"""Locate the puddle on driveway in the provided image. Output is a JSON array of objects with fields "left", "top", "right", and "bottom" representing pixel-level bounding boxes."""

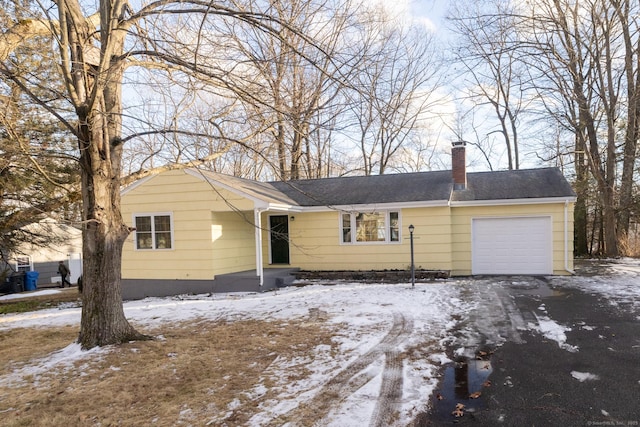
[
  {"left": 507, "top": 279, "right": 567, "bottom": 298},
  {"left": 420, "top": 351, "right": 494, "bottom": 424}
]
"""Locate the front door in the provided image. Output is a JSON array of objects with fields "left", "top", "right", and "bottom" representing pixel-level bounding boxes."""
[{"left": 269, "top": 215, "right": 290, "bottom": 264}]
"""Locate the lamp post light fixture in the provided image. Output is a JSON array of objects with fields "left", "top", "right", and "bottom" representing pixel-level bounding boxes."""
[{"left": 409, "top": 224, "right": 415, "bottom": 287}]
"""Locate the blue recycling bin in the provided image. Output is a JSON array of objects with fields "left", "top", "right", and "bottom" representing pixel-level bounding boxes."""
[{"left": 25, "top": 271, "right": 39, "bottom": 291}]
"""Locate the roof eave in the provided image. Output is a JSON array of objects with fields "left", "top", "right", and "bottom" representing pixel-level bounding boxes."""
[
  {"left": 185, "top": 169, "right": 298, "bottom": 208},
  {"left": 120, "top": 174, "right": 157, "bottom": 196},
  {"left": 255, "top": 201, "right": 303, "bottom": 212},
  {"left": 296, "top": 199, "right": 450, "bottom": 212}
]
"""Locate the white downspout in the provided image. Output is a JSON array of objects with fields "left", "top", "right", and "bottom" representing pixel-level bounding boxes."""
[
  {"left": 564, "top": 200, "right": 575, "bottom": 275},
  {"left": 255, "top": 208, "right": 264, "bottom": 287}
]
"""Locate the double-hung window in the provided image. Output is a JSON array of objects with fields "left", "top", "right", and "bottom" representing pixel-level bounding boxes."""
[
  {"left": 341, "top": 211, "right": 400, "bottom": 244},
  {"left": 15, "top": 256, "right": 32, "bottom": 272},
  {"left": 134, "top": 213, "right": 173, "bottom": 250}
]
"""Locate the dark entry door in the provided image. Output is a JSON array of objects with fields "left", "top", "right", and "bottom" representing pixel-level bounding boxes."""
[{"left": 270, "top": 215, "right": 290, "bottom": 264}]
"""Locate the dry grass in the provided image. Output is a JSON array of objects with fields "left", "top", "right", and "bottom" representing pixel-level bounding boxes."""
[
  {"left": 0, "top": 318, "right": 338, "bottom": 426},
  {"left": 0, "top": 288, "right": 81, "bottom": 314},
  {"left": 618, "top": 233, "right": 640, "bottom": 257}
]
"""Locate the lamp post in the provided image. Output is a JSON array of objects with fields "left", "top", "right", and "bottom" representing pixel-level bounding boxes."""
[{"left": 409, "top": 224, "right": 415, "bottom": 288}]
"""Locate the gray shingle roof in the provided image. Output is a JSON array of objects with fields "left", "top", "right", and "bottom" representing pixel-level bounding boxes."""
[
  {"left": 269, "top": 167, "right": 575, "bottom": 206},
  {"left": 452, "top": 167, "right": 577, "bottom": 202},
  {"left": 269, "top": 170, "right": 454, "bottom": 206},
  {"left": 197, "top": 167, "right": 575, "bottom": 207}
]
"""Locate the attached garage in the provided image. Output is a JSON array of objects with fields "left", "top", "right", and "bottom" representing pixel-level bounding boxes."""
[
  {"left": 121, "top": 143, "right": 576, "bottom": 298},
  {"left": 472, "top": 216, "right": 553, "bottom": 275}
]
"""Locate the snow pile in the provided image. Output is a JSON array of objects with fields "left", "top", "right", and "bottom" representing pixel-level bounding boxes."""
[
  {"left": 530, "top": 315, "right": 578, "bottom": 353},
  {"left": 532, "top": 301, "right": 579, "bottom": 352},
  {"left": 571, "top": 371, "right": 600, "bottom": 382}
]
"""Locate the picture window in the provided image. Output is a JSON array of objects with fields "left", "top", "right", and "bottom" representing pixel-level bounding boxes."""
[{"left": 340, "top": 211, "right": 400, "bottom": 244}]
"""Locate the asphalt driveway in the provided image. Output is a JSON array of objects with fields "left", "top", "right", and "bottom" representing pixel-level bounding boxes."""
[{"left": 424, "top": 261, "right": 640, "bottom": 426}]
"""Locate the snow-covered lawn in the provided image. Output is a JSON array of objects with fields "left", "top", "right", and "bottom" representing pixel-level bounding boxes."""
[
  {"left": 0, "top": 258, "right": 638, "bottom": 426},
  {"left": 1, "top": 281, "right": 471, "bottom": 425}
]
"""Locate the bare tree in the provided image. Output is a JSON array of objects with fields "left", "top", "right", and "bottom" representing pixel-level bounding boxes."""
[
  {"left": 208, "top": 0, "right": 357, "bottom": 180},
  {"left": 0, "top": 0, "right": 338, "bottom": 348},
  {"left": 453, "top": 0, "right": 640, "bottom": 257},
  {"left": 519, "top": 0, "right": 634, "bottom": 256},
  {"left": 611, "top": 0, "right": 640, "bottom": 246},
  {"left": 449, "top": 0, "right": 527, "bottom": 170},
  {"left": 348, "top": 7, "right": 441, "bottom": 175}
]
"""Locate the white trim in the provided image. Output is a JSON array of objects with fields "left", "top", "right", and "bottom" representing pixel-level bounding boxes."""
[
  {"left": 451, "top": 196, "right": 576, "bottom": 207},
  {"left": 14, "top": 256, "right": 32, "bottom": 272},
  {"left": 132, "top": 212, "right": 175, "bottom": 251},
  {"left": 339, "top": 210, "right": 402, "bottom": 245},
  {"left": 266, "top": 203, "right": 300, "bottom": 212},
  {"left": 303, "top": 200, "right": 449, "bottom": 213},
  {"left": 185, "top": 169, "right": 268, "bottom": 206},
  {"left": 185, "top": 169, "right": 298, "bottom": 210},
  {"left": 120, "top": 174, "right": 157, "bottom": 196},
  {"left": 254, "top": 209, "right": 264, "bottom": 287}
]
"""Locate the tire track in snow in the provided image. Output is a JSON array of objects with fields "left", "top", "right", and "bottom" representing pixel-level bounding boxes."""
[
  {"left": 370, "top": 314, "right": 413, "bottom": 427},
  {"left": 282, "top": 312, "right": 413, "bottom": 426}
]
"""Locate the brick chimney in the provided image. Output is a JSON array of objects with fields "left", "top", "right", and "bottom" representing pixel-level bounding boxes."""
[{"left": 452, "top": 141, "right": 467, "bottom": 190}]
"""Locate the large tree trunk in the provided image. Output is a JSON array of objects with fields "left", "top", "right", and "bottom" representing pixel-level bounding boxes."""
[
  {"left": 66, "top": 0, "right": 146, "bottom": 349},
  {"left": 76, "top": 97, "right": 147, "bottom": 349},
  {"left": 573, "top": 134, "right": 589, "bottom": 257},
  {"left": 75, "top": 100, "right": 148, "bottom": 349},
  {"left": 552, "top": 0, "right": 619, "bottom": 257},
  {"left": 78, "top": 168, "right": 143, "bottom": 348},
  {"left": 616, "top": 0, "right": 640, "bottom": 246}
]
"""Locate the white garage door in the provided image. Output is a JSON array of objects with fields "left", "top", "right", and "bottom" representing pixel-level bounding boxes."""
[{"left": 472, "top": 216, "right": 552, "bottom": 275}]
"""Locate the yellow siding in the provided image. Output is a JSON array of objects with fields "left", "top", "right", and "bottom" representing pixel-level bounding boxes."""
[
  {"left": 450, "top": 203, "right": 574, "bottom": 275},
  {"left": 267, "top": 207, "right": 453, "bottom": 272},
  {"left": 122, "top": 168, "right": 574, "bottom": 279},
  {"left": 121, "top": 170, "right": 256, "bottom": 280},
  {"left": 211, "top": 211, "right": 256, "bottom": 275}
]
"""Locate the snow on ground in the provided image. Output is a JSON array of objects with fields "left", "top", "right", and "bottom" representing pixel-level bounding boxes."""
[
  {"left": 530, "top": 314, "right": 578, "bottom": 353},
  {"left": 571, "top": 371, "right": 600, "bottom": 382},
  {"left": 0, "top": 289, "right": 62, "bottom": 301},
  {"left": 550, "top": 258, "right": 640, "bottom": 316},
  {"left": 0, "top": 281, "right": 471, "bottom": 425},
  {"left": 1, "top": 260, "right": 639, "bottom": 425}
]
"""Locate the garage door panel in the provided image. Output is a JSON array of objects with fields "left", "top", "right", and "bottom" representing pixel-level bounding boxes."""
[{"left": 472, "top": 217, "right": 552, "bottom": 275}]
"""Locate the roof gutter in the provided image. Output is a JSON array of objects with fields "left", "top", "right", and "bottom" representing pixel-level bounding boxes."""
[
  {"left": 296, "top": 200, "right": 450, "bottom": 213},
  {"left": 450, "top": 196, "right": 577, "bottom": 207}
]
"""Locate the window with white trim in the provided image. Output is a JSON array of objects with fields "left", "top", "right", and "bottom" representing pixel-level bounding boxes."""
[
  {"left": 134, "top": 213, "right": 173, "bottom": 250},
  {"left": 15, "top": 256, "right": 32, "bottom": 272},
  {"left": 341, "top": 211, "right": 400, "bottom": 244}
]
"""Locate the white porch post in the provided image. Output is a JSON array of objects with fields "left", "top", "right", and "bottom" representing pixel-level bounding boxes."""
[{"left": 254, "top": 208, "right": 264, "bottom": 287}]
